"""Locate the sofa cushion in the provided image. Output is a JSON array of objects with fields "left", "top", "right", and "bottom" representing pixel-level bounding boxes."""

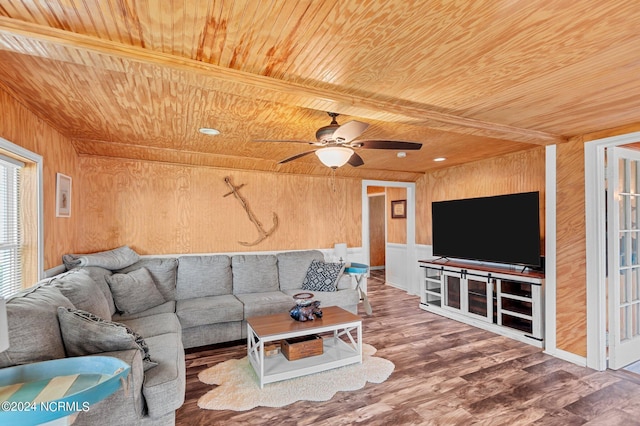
[
  {"left": 0, "top": 285, "right": 74, "bottom": 368},
  {"left": 57, "top": 307, "right": 158, "bottom": 371},
  {"left": 176, "top": 255, "right": 232, "bottom": 299},
  {"left": 115, "top": 257, "right": 178, "bottom": 301},
  {"left": 62, "top": 245, "right": 140, "bottom": 270},
  {"left": 232, "top": 255, "right": 279, "bottom": 294},
  {"left": 120, "top": 312, "right": 182, "bottom": 339},
  {"left": 235, "top": 291, "right": 294, "bottom": 318},
  {"left": 336, "top": 274, "right": 353, "bottom": 290},
  {"left": 176, "top": 295, "right": 244, "bottom": 328},
  {"left": 53, "top": 269, "right": 112, "bottom": 320},
  {"left": 106, "top": 267, "right": 166, "bottom": 315},
  {"left": 301, "top": 260, "right": 345, "bottom": 292},
  {"left": 276, "top": 250, "right": 325, "bottom": 291},
  {"left": 142, "top": 333, "right": 186, "bottom": 418},
  {"left": 112, "top": 300, "right": 176, "bottom": 321}
]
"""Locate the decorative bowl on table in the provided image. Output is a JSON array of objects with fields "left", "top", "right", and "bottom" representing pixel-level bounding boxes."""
[{"left": 289, "top": 292, "right": 322, "bottom": 322}]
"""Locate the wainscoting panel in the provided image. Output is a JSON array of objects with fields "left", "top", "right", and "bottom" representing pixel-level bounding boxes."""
[{"left": 386, "top": 243, "right": 408, "bottom": 290}]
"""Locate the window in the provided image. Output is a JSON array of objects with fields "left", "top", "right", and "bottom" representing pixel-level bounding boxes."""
[
  {"left": 0, "top": 155, "right": 23, "bottom": 297},
  {"left": 0, "top": 137, "right": 43, "bottom": 297}
]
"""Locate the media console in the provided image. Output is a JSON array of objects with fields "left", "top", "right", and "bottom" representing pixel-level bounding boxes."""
[{"left": 418, "top": 258, "right": 544, "bottom": 348}]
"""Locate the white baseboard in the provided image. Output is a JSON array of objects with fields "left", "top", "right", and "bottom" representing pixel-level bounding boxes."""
[{"left": 543, "top": 347, "right": 587, "bottom": 367}]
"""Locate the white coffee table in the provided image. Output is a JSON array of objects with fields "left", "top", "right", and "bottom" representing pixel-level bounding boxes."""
[{"left": 246, "top": 306, "right": 362, "bottom": 388}]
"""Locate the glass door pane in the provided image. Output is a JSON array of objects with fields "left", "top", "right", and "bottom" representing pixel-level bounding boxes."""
[
  {"left": 467, "top": 278, "right": 488, "bottom": 317},
  {"left": 445, "top": 274, "right": 461, "bottom": 310}
]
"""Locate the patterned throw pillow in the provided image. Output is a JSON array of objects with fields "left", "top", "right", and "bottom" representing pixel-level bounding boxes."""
[
  {"left": 301, "top": 260, "right": 345, "bottom": 292},
  {"left": 57, "top": 307, "right": 157, "bottom": 371}
]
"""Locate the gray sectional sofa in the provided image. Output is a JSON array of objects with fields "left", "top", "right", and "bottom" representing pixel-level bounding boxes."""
[{"left": 0, "top": 247, "right": 360, "bottom": 425}]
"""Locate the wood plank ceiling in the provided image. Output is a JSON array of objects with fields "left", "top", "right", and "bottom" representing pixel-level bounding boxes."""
[{"left": 0, "top": 0, "right": 638, "bottom": 181}]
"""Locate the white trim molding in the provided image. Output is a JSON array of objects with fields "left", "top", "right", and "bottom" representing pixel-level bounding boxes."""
[
  {"left": 544, "top": 145, "right": 558, "bottom": 357},
  {"left": 0, "top": 137, "right": 44, "bottom": 281}
]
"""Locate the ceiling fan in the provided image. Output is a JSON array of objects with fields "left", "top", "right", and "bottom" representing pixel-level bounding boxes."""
[{"left": 255, "top": 112, "right": 422, "bottom": 169}]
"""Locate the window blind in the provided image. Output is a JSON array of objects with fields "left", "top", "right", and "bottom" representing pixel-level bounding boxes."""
[{"left": 0, "top": 155, "right": 23, "bottom": 298}]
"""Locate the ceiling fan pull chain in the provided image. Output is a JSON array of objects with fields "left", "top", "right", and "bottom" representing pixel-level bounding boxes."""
[{"left": 331, "top": 169, "right": 337, "bottom": 193}]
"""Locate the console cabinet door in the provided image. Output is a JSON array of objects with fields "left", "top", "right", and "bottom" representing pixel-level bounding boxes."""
[
  {"left": 466, "top": 276, "right": 493, "bottom": 323},
  {"left": 443, "top": 271, "right": 493, "bottom": 323},
  {"left": 443, "top": 272, "right": 461, "bottom": 311}
]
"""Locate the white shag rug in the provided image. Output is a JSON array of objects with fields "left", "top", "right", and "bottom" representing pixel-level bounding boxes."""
[{"left": 197, "top": 343, "right": 394, "bottom": 411}]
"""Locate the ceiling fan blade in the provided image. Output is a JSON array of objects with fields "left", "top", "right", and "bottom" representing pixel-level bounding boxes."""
[
  {"left": 354, "top": 140, "right": 422, "bottom": 150},
  {"left": 332, "top": 120, "right": 369, "bottom": 143},
  {"left": 348, "top": 152, "right": 364, "bottom": 167},
  {"left": 254, "top": 139, "right": 315, "bottom": 144},
  {"left": 278, "top": 150, "right": 317, "bottom": 164}
]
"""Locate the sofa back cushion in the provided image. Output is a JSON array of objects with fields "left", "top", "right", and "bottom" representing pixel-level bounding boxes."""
[
  {"left": 176, "top": 255, "right": 232, "bottom": 299},
  {"left": 116, "top": 257, "right": 178, "bottom": 301},
  {"left": 0, "top": 285, "right": 74, "bottom": 368},
  {"left": 232, "top": 254, "right": 279, "bottom": 294},
  {"left": 276, "top": 250, "right": 325, "bottom": 290},
  {"left": 53, "top": 268, "right": 112, "bottom": 320}
]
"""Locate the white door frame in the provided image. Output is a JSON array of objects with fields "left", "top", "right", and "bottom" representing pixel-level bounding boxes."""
[
  {"left": 362, "top": 180, "right": 417, "bottom": 294},
  {"left": 585, "top": 131, "right": 640, "bottom": 370}
]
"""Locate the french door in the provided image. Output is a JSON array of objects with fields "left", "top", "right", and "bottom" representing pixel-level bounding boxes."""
[{"left": 608, "top": 147, "right": 640, "bottom": 369}]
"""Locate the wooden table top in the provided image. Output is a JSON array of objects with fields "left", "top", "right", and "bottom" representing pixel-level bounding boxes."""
[{"left": 246, "top": 306, "right": 361, "bottom": 338}]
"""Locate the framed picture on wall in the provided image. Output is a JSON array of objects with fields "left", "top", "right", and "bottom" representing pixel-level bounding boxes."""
[
  {"left": 56, "top": 173, "right": 72, "bottom": 217},
  {"left": 391, "top": 199, "right": 406, "bottom": 219}
]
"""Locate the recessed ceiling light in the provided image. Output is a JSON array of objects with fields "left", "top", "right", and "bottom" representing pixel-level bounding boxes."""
[
  {"left": 397, "top": 152, "right": 407, "bottom": 158},
  {"left": 199, "top": 127, "right": 220, "bottom": 136},
  {"left": 433, "top": 157, "right": 446, "bottom": 162}
]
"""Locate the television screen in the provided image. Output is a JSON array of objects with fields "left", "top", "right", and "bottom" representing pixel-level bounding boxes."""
[{"left": 431, "top": 191, "right": 541, "bottom": 267}]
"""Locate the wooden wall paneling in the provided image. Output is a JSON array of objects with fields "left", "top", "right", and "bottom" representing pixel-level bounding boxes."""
[
  {"left": 367, "top": 186, "right": 386, "bottom": 195},
  {"left": 416, "top": 147, "right": 546, "bottom": 248},
  {"left": 368, "top": 194, "right": 386, "bottom": 267},
  {"left": 555, "top": 137, "right": 587, "bottom": 357},
  {"left": 386, "top": 187, "right": 407, "bottom": 244},
  {"left": 78, "top": 157, "right": 362, "bottom": 255},
  {"left": 0, "top": 87, "right": 81, "bottom": 272}
]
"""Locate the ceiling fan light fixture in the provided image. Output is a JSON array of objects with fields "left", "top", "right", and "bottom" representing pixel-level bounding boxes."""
[{"left": 315, "top": 147, "right": 354, "bottom": 169}]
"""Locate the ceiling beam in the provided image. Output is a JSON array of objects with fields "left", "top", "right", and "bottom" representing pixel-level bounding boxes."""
[{"left": 0, "top": 17, "right": 565, "bottom": 145}]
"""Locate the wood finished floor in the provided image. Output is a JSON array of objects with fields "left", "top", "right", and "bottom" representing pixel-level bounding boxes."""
[{"left": 176, "top": 271, "right": 640, "bottom": 425}]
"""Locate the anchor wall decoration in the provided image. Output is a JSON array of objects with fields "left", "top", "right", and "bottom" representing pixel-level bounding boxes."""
[{"left": 223, "top": 176, "right": 279, "bottom": 246}]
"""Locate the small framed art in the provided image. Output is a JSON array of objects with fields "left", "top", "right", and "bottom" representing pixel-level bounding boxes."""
[
  {"left": 56, "top": 173, "right": 72, "bottom": 217},
  {"left": 391, "top": 199, "right": 406, "bottom": 219}
]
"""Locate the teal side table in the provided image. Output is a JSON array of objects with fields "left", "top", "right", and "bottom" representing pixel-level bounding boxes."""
[
  {"left": 0, "top": 356, "right": 130, "bottom": 425},
  {"left": 345, "top": 263, "right": 372, "bottom": 315}
]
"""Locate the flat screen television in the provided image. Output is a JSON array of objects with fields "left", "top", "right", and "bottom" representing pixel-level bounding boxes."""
[{"left": 431, "top": 191, "right": 541, "bottom": 267}]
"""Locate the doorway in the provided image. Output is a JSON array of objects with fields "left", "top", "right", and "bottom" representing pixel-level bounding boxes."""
[
  {"left": 361, "top": 180, "right": 417, "bottom": 295},
  {"left": 368, "top": 190, "right": 386, "bottom": 271},
  {"left": 585, "top": 131, "right": 640, "bottom": 371},
  {"left": 607, "top": 146, "right": 640, "bottom": 369}
]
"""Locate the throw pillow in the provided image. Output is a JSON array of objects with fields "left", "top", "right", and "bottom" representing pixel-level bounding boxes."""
[
  {"left": 301, "top": 260, "right": 345, "bottom": 292},
  {"left": 53, "top": 269, "right": 112, "bottom": 320},
  {"left": 106, "top": 267, "right": 166, "bottom": 315},
  {"left": 57, "top": 307, "right": 157, "bottom": 371}
]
